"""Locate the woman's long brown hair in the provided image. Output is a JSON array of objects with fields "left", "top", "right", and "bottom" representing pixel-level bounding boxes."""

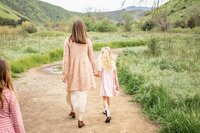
[
  {"left": 70, "top": 20, "right": 87, "bottom": 44},
  {"left": 0, "top": 58, "right": 14, "bottom": 108}
]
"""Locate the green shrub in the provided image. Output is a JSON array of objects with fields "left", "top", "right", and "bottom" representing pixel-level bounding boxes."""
[
  {"left": 188, "top": 17, "right": 196, "bottom": 28},
  {"left": 82, "top": 17, "right": 117, "bottom": 32},
  {"left": 21, "top": 21, "right": 37, "bottom": 33},
  {"left": 174, "top": 20, "right": 187, "bottom": 28},
  {"left": 0, "top": 17, "right": 16, "bottom": 26},
  {"left": 141, "top": 20, "right": 154, "bottom": 31},
  {"left": 147, "top": 38, "right": 160, "bottom": 57},
  {"left": 94, "top": 20, "right": 117, "bottom": 32}
]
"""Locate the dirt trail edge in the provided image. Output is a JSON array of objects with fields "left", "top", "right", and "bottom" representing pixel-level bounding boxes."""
[{"left": 14, "top": 48, "right": 159, "bottom": 133}]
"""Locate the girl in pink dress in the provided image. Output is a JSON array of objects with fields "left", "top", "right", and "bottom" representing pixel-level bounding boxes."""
[
  {"left": 0, "top": 59, "right": 25, "bottom": 133},
  {"left": 95, "top": 47, "right": 120, "bottom": 123}
]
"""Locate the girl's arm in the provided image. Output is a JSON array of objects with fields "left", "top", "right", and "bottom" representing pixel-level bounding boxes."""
[
  {"left": 9, "top": 91, "right": 25, "bottom": 133},
  {"left": 114, "top": 69, "right": 120, "bottom": 91}
]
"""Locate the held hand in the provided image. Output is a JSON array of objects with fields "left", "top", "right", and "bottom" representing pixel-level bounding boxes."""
[
  {"left": 62, "top": 78, "right": 66, "bottom": 83},
  {"left": 62, "top": 75, "right": 66, "bottom": 83},
  {"left": 94, "top": 73, "right": 100, "bottom": 77}
]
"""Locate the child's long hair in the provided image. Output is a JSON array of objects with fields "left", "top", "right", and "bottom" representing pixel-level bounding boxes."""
[
  {"left": 0, "top": 58, "right": 14, "bottom": 108},
  {"left": 70, "top": 20, "right": 87, "bottom": 44},
  {"left": 100, "top": 47, "right": 113, "bottom": 71}
]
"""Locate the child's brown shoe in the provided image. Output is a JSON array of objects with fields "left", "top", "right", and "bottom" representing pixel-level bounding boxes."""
[
  {"left": 105, "top": 116, "right": 111, "bottom": 123},
  {"left": 78, "top": 120, "right": 85, "bottom": 128},
  {"left": 68, "top": 112, "right": 76, "bottom": 118}
]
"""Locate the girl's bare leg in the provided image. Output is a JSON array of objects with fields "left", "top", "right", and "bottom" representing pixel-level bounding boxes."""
[
  {"left": 70, "top": 105, "right": 74, "bottom": 112},
  {"left": 107, "top": 97, "right": 110, "bottom": 107},
  {"left": 103, "top": 96, "right": 108, "bottom": 113}
]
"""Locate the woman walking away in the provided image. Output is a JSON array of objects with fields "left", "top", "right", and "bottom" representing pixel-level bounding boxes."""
[
  {"left": 62, "top": 20, "right": 96, "bottom": 128},
  {"left": 0, "top": 58, "right": 25, "bottom": 133},
  {"left": 95, "top": 47, "right": 120, "bottom": 123}
]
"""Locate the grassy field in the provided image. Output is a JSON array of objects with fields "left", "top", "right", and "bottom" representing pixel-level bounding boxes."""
[
  {"left": 0, "top": 30, "right": 149, "bottom": 75},
  {"left": 0, "top": 28, "right": 200, "bottom": 132},
  {"left": 117, "top": 31, "right": 200, "bottom": 132}
]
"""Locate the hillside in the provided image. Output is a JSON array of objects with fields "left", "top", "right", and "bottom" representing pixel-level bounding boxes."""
[
  {"left": 0, "top": 0, "right": 81, "bottom": 23},
  {"left": 142, "top": 0, "right": 200, "bottom": 23},
  {"left": 38, "top": 1, "right": 81, "bottom": 22},
  {"left": 92, "top": 9, "right": 147, "bottom": 22},
  {"left": 123, "top": 6, "right": 151, "bottom": 11},
  {"left": 0, "top": 0, "right": 148, "bottom": 24},
  {"left": 0, "top": 2, "right": 27, "bottom": 21}
]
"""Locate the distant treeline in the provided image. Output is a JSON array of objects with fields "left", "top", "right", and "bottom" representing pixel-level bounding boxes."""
[{"left": 0, "top": 17, "right": 28, "bottom": 26}]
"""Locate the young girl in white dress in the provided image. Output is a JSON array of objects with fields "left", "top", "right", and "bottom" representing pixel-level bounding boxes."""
[{"left": 95, "top": 47, "right": 120, "bottom": 123}]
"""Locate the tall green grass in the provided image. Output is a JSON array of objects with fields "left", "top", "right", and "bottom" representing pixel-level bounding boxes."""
[
  {"left": 117, "top": 36, "right": 200, "bottom": 133},
  {"left": 0, "top": 31, "right": 152, "bottom": 75},
  {"left": 11, "top": 48, "right": 63, "bottom": 74},
  {"left": 1, "top": 30, "right": 199, "bottom": 77},
  {"left": 9, "top": 38, "right": 147, "bottom": 75}
]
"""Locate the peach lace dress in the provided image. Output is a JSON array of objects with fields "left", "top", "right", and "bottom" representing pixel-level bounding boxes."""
[{"left": 62, "top": 38, "right": 96, "bottom": 91}]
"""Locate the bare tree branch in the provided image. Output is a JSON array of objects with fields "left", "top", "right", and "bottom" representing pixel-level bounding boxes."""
[{"left": 122, "top": 0, "right": 168, "bottom": 8}]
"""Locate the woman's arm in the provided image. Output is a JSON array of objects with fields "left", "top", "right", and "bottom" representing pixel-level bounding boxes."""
[
  {"left": 94, "top": 71, "right": 101, "bottom": 77},
  {"left": 62, "top": 39, "right": 70, "bottom": 82},
  {"left": 9, "top": 91, "right": 25, "bottom": 133},
  {"left": 87, "top": 39, "right": 95, "bottom": 73}
]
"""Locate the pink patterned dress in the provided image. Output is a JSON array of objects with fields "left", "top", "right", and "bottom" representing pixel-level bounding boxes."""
[
  {"left": 0, "top": 88, "right": 25, "bottom": 133},
  {"left": 98, "top": 60, "right": 119, "bottom": 97}
]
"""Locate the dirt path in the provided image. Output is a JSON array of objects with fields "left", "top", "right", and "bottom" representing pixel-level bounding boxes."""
[{"left": 14, "top": 48, "right": 158, "bottom": 133}]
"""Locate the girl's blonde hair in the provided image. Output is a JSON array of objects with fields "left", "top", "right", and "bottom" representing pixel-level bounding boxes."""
[
  {"left": 0, "top": 58, "right": 14, "bottom": 108},
  {"left": 100, "top": 47, "right": 113, "bottom": 71}
]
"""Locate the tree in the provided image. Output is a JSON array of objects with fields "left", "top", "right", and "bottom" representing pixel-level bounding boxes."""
[
  {"left": 152, "top": 9, "right": 169, "bottom": 31},
  {"left": 122, "top": 0, "right": 168, "bottom": 8},
  {"left": 121, "top": 12, "right": 133, "bottom": 31},
  {"left": 85, "top": 7, "right": 93, "bottom": 17},
  {"left": 93, "top": 8, "right": 104, "bottom": 20}
]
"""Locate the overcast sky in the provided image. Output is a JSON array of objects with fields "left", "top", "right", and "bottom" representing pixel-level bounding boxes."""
[{"left": 39, "top": 0, "right": 168, "bottom": 12}]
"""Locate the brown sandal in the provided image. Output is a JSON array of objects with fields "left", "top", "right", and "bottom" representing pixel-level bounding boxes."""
[
  {"left": 78, "top": 120, "right": 85, "bottom": 128},
  {"left": 68, "top": 112, "right": 76, "bottom": 118}
]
